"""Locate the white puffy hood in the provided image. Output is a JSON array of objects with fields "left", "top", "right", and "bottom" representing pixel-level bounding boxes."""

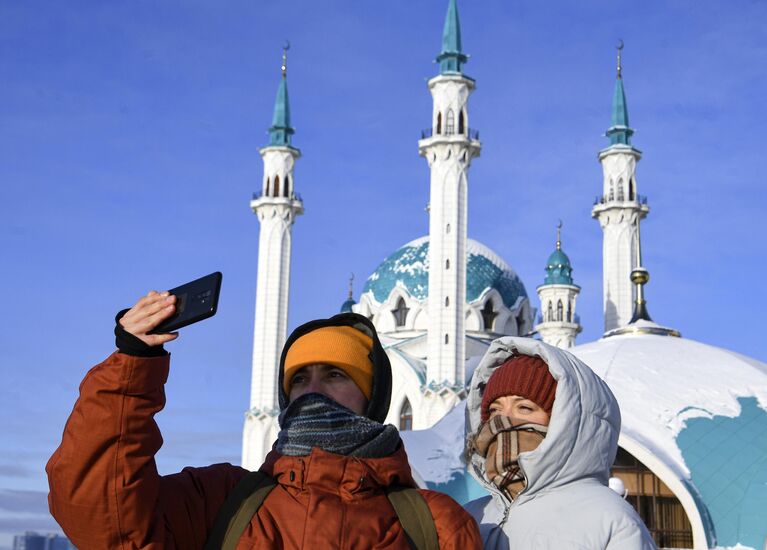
[{"left": 465, "top": 337, "right": 621, "bottom": 506}]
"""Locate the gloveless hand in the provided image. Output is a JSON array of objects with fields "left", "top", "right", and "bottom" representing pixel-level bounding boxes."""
[{"left": 119, "top": 291, "right": 179, "bottom": 347}]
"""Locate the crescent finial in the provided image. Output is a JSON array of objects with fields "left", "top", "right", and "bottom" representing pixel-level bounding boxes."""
[
  {"left": 281, "top": 40, "right": 291, "bottom": 77},
  {"left": 616, "top": 39, "right": 624, "bottom": 79}
]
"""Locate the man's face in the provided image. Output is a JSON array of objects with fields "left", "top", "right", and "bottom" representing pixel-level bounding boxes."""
[
  {"left": 488, "top": 395, "right": 551, "bottom": 426},
  {"left": 288, "top": 364, "right": 368, "bottom": 416}
]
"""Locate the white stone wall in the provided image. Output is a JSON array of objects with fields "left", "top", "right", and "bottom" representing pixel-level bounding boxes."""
[
  {"left": 593, "top": 147, "right": 648, "bottom": 332},
  {"left": 535, "top": 283, "right": 581, "bottom": 348}
]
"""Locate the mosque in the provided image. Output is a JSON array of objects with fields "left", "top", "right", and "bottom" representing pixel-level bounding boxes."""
[{"left": 240, "top": 1, "right": 767, "bottom": 548}]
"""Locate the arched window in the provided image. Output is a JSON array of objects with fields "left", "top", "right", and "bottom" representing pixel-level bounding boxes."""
[
  {"left": 444, "top": 333, "right": 449, "bottom": 344},
  {"left": 547, "top": 301, "right": 553, "bottom": 322},
  {"left": 446, "top": 223, "right": 451, "bottom": 234},
  {"left": 446, "top": 109, "right": 455, "bottom": 135},
  {"left": 445, "top": 259, "right": 450, "bottom": 270},
  {"left": 284, "top": 175, "right": 290, "bottom": 197},
  {"left": 265, "top": 177, "right": 270, "bottom": 196},
  {"left": 273, "top": 175, "right": 280, "bottom": 197},
  {"left": 458, "top": 110, "right": 465, "bottom": 134},
  {"left": 392, "top": 297, "right": 409, "bottom": 328},
  {"left": 445, "top": 296, "right": 449, "bottom": 307},
  {"left": 436, "top": 112, "right": 442, "bottom": 135},
  {"left": 481, "top": 301, "right": 497, "bottom": 331},
  {"left": 629, "top": 178, "right": 636, "bottom": 201},
  {"left": 608, "top": 181, "right": 614, "bottom": 201},
  {"left": 399, "top": 400, "right": 413, "bottom": 431},
  {"left": 612, "top": 448, "right": 693, "bottom": 548},
  {"left": 566, "top": 300, "right": 572, "bottom": 322},
  {"left": 557, "top": 300, "right": 563, "bottom": 321},
  {"left": 617, "top": 179, "right": 625, "bottom": 201}
]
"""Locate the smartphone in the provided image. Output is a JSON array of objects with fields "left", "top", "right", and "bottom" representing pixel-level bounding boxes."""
[{"left": 148, "top": 272, "right": 222, "bottom": 334}]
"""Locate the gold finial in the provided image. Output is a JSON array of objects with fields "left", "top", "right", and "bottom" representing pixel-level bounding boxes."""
[
  {"left": 616, "top": 39, "right": 624, "bottom": 79},
  {"left": 556, "top": 220, "right": 562, "bottom": 251},
  {"left": 629, "top": 214, "right": 652, "bottom": 323},
  {"left": 348, "top": 273, "right": 354, "bottom": 300},
  {"left": 281, "top": 40, "right": 290, "bottom": 77}
]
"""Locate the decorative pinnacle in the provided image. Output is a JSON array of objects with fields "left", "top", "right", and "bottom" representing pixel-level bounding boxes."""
[
  {"left": 556, "top": 220, "right": 562, "bottom": 251},
  {"left": 348, "top": 273, "right": 354, "bottom": 300},
  {"left": 629, "top": 215, "right": 653, "bottom": 323},
  {"left": 281, "top": 40, "right": 290, "bottom": 77},
  {"left": 616, "top": 39, "right": 624, "bottom": 80}
]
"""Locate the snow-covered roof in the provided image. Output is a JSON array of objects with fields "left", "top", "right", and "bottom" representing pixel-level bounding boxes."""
[{"left": 570, "top": 332, "right": 767, "bottom": 479}]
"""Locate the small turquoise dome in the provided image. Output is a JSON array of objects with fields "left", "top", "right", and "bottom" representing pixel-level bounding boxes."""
[
  {"left": 544, "top": 247, "right": 574, "bottom": 285},
  {"left": 362, "top": 236, "right": 527, "bottom": 308},
  {"left": 340, "top": 298, "right": 356, "bottom": 313}
]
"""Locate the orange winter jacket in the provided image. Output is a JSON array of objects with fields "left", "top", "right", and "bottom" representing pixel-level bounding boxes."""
[{"left": 46, "top": 352, "right": 481, "bottom": 549}]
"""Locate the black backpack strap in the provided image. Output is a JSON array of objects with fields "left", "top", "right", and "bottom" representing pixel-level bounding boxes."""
[
  {"left": 386, "top": 486, "right": 439, "bottom": 550},
  {"left": 204, "top": 471, "right": 277, "bottom": 550}
]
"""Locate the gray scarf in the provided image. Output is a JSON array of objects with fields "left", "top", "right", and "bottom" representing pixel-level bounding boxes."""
[{"left": 276, "top": 393, "right": 400, "bottom": 458}]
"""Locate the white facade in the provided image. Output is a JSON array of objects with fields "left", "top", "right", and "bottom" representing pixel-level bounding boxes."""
[
  {"left": 242, "top": 144, "right": 303, "bottom": 470},
  {"left": 418, "top": 74, "right": 481, "bottom": 393},
  {"left": 535, "top": 283, "right": 581, "bottom": 348},
  {"left": 592, "top": 145, "right": 648, "bottom": 332}
]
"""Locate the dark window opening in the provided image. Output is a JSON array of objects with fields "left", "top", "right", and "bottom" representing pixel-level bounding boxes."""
[
  {"left": 436, "top": 112, "right": 442, "bottom": 135},
  {"left": 547, "top": 301, "right": 553, "bottom": 322},
  {"left": 446, "top": 109, "right": 455, "bottom": 135},
  {"left": 285, "top": 175, "right": 291, "bottom": 197},
  {"left": 556, "top": 300, "right": 563, "bottom": 322},
  {"left": 481, "top": 301, "right": 498, "bottom": 331},
  {"left": 612, "top": 448, "right": 694, "bottom": 548},
  {"left": 392, "top": 297, "right": 410, "bottom": 328},
  {"left": 399, "top": 400, "right": 413, "bottom": 431},
  {"left": 458, "top": 110, "right": 465, "bottom": 134},
  {"left": 274, "top": 175, "right": 280, "bottom": 197}
]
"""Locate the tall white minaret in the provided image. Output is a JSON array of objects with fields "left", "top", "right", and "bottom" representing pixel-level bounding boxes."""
[
  {"left": 592, "top": 43, "right": 649, "bottom": 333},
  {"left": 418, "top": 0, "right": 481, "bottom": 424},
  {"left": 535, "top": 222, "right": 582, "bottom": 348},
  {"left": 242, "top": 46, "right": 304, "bottom": 469}
]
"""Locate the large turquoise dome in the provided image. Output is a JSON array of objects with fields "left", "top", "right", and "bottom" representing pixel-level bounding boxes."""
[{"left": 362, "top": 236, "right": 528, "bottom": 308}]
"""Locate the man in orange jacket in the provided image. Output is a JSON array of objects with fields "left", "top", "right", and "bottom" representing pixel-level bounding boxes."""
[{"left": 47, "top": 290, "right": 481, "bottom": 549}]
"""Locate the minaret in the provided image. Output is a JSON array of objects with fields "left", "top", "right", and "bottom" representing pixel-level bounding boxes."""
[
  {"left": 242, "top": 45, "right": 304, "bottom": 470},
  {"left": 592, "top": 42, "right": 649, "bottom": 333},
  {"left": 418, "top": 0, "right": 481, "bottom": 424},
  {"left": 535, "top": 222, "right": 582, "bottom": 348}
]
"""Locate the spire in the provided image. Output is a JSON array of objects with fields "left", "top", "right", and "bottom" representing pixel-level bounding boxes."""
[
  {"left": 436, "top": 0, "right": 468, "bottom": 75},
  {"left": 629, "top": 217, "right": 652, "bottom": 323},
  {"left": 268, "top": 42, "right": 295, "bottom": 147},
  {"left": 606, "top": 40, "right": 634, "bottom": 146},
  {"left": 340, "top": 273, "right": 357, "bottom": 313},
  {"left": 543, "top": 221, "right": 575, "bottom": 286}
]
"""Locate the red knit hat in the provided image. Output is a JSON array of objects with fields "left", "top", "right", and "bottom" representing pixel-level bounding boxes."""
[{"left": 481, "top": 355, "right": 557, "bottom": 422}]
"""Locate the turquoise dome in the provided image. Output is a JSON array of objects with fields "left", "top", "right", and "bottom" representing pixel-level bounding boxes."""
[
  {"left": 340, "top": 298, "right": 356, "bottom": 313},
  {"left": 543, "top": 247, "right": 574, "bottom": 285},
  {"left": 362, "top": 236, "right": 527, "bottom": 308}
]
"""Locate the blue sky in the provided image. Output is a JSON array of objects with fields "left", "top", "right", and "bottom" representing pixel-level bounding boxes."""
[{"left": 1, "top": 0, "right": 765, "bottom": 544}]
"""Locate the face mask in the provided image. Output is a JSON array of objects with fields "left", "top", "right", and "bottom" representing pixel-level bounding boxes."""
[{"left": 472, "top": 415, "right": 548, "bottom": 500}]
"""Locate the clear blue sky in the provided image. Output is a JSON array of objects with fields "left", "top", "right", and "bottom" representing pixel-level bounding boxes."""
[{"left": 1, "top": 0, "right": 765, "bottom": 543}]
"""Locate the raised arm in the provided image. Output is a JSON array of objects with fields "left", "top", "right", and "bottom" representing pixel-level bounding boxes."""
[{"left": 46, "top": 291, "right": 246, "bottom": 549}]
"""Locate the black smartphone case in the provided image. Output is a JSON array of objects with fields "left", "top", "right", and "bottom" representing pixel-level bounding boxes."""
[{"left": 148, "top": 272, "right": 222, "bottom": 334}]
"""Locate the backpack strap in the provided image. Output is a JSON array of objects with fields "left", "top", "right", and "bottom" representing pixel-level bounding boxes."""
[
  {"left": 204, "top": 470, "right": 277, "bottom": 550},
  {"left": 385, "top": 486, "right": 439, "bottom": 550}
]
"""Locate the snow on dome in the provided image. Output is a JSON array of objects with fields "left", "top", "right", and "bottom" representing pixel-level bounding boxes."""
[
  {"left": 572, "top": 333, "right": 767, "bottom": 549},
  {"left": 571, "top": 333, "right": 767, "bottom": 478},
  {"left": 362, "top": 236, "right": 527, "bottom": 307}
]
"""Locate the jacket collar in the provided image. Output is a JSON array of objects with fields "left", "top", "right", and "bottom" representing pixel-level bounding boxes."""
[{"left": 260, "top": 445, "right": 416, "bottom": 500}]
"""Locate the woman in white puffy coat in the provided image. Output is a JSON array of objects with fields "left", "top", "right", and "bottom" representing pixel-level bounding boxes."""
[{"left": 463, "top": 337, "right": 657, "bottom": 549}]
